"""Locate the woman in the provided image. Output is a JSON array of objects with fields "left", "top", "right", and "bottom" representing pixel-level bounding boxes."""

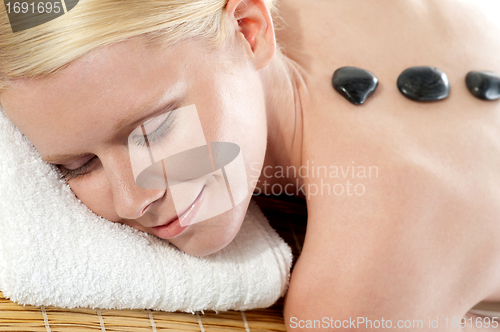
[{"left": 2, "top": 0, "right": 500, "bottom": 330}]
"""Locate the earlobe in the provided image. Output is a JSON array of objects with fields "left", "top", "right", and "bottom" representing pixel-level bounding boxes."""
[{"left": 226, "top": 0, "right": 276, "bottom": 70}]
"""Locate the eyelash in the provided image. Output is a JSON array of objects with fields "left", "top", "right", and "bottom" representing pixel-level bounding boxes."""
[
  {"left": 59, "top": 109, "right": 176, "bottom": 182},
  {"left": 134, "top": 110, "right": 175, "bottom": 148},
  {"left": 59, "top": 156, "right": 99, "bottom": 182}
]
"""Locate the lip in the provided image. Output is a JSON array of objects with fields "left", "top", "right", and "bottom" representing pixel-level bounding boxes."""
[{"left": 151, "top": 186, "right": 205, "bottom": 240}]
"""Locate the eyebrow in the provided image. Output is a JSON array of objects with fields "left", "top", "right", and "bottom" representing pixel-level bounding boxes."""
[
  {"left": 114, "top": 81, "right": 186, "bottom": 132},
  {"left": 43, "top": 81, "right": 186, "bottom": 164},
  {"left": 114, "top": 100, "right": 166, "bottom": 132},
  {"left": 43, "top": 153, "right": 90, "bottom": 164},
  {"left": 42, "top": 101, "right": 165, "bottom": 164},
  {"left": 42, "top": 100, "right": 168, "bottom": 164}
]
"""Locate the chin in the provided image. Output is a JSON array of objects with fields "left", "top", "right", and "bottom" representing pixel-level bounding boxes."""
[
  {"left": 171, "top": 198, "right": 250, "bottom": 257},
  {"left": 181, "top": 238, "right": 235, "bottom": 257}
]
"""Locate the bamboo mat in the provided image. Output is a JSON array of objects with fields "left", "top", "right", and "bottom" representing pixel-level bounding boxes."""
[
  {"left": 0, "top": 195, "right": 307, "bottom": 332},
  {"left": 1, "top": 194, "right": 499, "bottom": 331}
]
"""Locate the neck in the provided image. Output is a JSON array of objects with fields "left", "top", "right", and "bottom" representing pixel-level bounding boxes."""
[{"left": 256, "top": 50, "right": 310, "bottom": 195}]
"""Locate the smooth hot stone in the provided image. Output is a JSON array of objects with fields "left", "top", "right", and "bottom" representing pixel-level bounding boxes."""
[
  {"left": 465, "top": 71, "right": 500, "bottom": 101},
  {"left": 331, "top": 67, "right": 378, "bottom": 105},
  {"left": 397, "top": 66, "right": 450, "bottom": 101}
]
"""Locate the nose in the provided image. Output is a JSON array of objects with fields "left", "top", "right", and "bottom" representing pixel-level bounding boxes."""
[{"left": 102, "top": 150, "right": 165, "bottom": 220}]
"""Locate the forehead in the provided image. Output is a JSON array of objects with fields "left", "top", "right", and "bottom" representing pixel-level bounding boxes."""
[{"left": 0, "top": 37, "right": 211, "bottom": 158}]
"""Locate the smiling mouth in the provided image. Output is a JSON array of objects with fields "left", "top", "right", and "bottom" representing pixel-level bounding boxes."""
[{"left": 152, "top": 185, "right": 205, "bottom": 229}]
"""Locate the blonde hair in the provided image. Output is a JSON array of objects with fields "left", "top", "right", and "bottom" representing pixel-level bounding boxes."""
[{"left": 0, "top": 0, "right": 278, "bottom": 91}]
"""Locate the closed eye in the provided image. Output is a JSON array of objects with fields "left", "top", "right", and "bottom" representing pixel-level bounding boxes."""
[
  {"left": 59, "top": 105, "right": 178, "bottom": 182},
  {"left": 59, "top": 155, "right": 100, "bottom": 182},
  {"left": 134, "top": 108, "right": 176, "bottom": 147}
]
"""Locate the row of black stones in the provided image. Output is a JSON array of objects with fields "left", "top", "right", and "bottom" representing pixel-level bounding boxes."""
[{"left": 331, "top": 66, "right": 500, "bottom": 105}]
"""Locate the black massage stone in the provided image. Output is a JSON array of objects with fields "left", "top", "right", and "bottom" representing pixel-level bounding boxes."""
[
  {"left": 465, "top": 71, "right": 500, "bottom": 101},
  {"left": 397, "top": 66, "right": 450, "bottom": 101},
  {"left": 332, "top": 67, "right": 379, "bottom": 105}
]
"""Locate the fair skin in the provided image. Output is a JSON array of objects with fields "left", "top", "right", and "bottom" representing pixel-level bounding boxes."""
[
  {"left": 0, "top": 0, "right": 291, "bottom": 257},
  {"left": 2, "top": 0, "right": 500, "bottom": 331},
  {"left": 279, "top": 0, "right": 500, "bottom": 331}
]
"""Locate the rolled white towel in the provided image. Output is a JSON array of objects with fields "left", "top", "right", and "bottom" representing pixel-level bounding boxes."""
[{"left": 0, "top": 106, "right": 292, "bottom": 313}]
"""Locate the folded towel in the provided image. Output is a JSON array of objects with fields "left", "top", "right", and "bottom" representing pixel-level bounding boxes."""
[{"left": 0, "top": 106, "right": 292, "bottom": 313}]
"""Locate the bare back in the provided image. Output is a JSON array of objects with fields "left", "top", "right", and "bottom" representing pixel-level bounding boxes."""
[{"left": 277, "top": 0, "right": 500, "bottom": 329}]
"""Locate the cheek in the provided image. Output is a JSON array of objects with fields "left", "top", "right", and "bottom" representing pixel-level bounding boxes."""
[
  {"left": 212, "top": 98, "right": 267, "bottom": 193},
  {"left": 200, "top": 106, "right": 266, "bottom": 192},
  {"left": 68, "top": 172, "right": 120, "bottom": 222}
]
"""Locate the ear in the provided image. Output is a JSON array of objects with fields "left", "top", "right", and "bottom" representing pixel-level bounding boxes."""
[{"left": 225, "top": 0, "right": 276, "bottom": 70}]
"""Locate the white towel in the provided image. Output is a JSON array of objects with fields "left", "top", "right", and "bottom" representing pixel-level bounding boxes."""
[{"left": 0, "top": 107, "right": 292, "bottom": 313}]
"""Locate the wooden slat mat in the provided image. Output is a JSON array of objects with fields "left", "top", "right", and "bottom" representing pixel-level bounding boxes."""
[
  {"left": 0, "top": 195, "right": 307, "bottom": 332},
  {"left": 2, "top": 194, "right": 499, "bottom": 331}
]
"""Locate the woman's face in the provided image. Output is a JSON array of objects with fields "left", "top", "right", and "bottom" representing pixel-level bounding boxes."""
[{"left": 0, "top": 36, "right": 268, "bottom": 256}]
